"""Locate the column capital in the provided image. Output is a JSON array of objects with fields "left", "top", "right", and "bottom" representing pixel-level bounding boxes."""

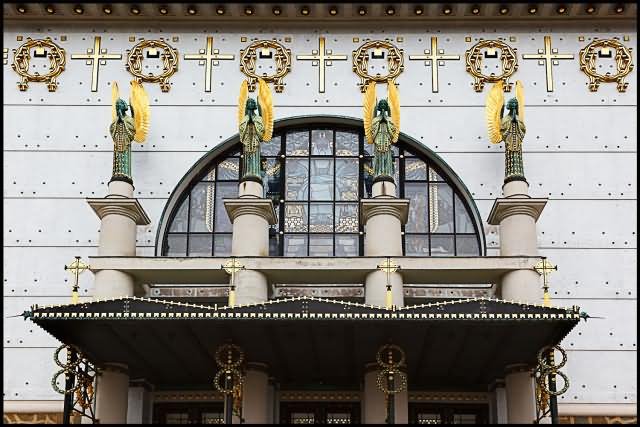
[
  {"left": 504, "top": 363, "right": 534, "bottom": 376},
  {"left": 360, "top": 198, "right": 410, "bottom": 225},
  {"left": 87, "top": 197, "right": 151, "bottom": 225},
  {"left": 224, "top": 198, "right": 277, "bottom": 225},
  {"left": 487, "top": 197, "right": 548, "bottom": 225}
]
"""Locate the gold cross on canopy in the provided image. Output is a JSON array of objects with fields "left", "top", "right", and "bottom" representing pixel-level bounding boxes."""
[
  {"left": 297, "top": 36, "right": 348, "bottom": 93},
  {"left": 409, "top": 36, "right": 460, "bottom": 93},
  {"left": 64, "top": 256, "right": 89, "bottom": 304},
  {"left": 522, "top": 35, "right": 574, "bottom": 92},
  {"left": 71, "top": 36, "right": 122, "bottom": 92},
  {"left": 378, "top": 257, "right": 399, "bottom": 309},
  {"left": 222, "top": 258, "right": 245, "bottom": 307},
  {"left": 534, "top": 258, "right": 557, "bottom": 307},
  {"left": 184, "top": 36, "right": 235, "bottom": 92}
]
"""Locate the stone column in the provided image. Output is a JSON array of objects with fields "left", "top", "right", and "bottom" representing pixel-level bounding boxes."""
[
  {"left": 126, "top": 380, "right": 153, "bottom": 424},
  {"left": 224, "top": 181, "right": 277, "bottom": 305},
  {"left": 489, "top": 380, "right": 508, "bottom": 423},
  {"left": 87, "top": 180, "right": 150, "bottom": 298},
  {"left": 95, "top": 363, "right": 130, "bottom": 424},
  {"left": 88, "top": 180, "right": 150, "bottom": 424},
  {"left": 487, "top": 180, "right": 547, "bottom": 303},
  {"left": 362, "top": 363, "right": 408, "bottom": 424},
  {"left": 488, "top": 180, "right": 547, "bottom": 424},
  {"left": 360, "top": 182, "right": 410, "bottom": 307},
  {"left": 504, "top": 365, "right": 537, "bottom": 424},
  {"left": 241, "top": 363, "right": 270, "bottom": 424}
]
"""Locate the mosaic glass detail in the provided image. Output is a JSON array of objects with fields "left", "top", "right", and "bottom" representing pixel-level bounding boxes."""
[{"left": 163, "top": 125, "right": 482, "bottom": 257}]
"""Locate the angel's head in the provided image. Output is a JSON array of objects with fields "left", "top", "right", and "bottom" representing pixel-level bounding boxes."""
[
  {"left": 506, "top": 97, "right": 518, "bottom": 114},
  {"left": 377, "top": 99, "right": 390, "bottom": 116},
  {"left": 245, "top": 98, "right": 258, "bottom": 114},
  {"left": 115, "top": 98, "right": 128, "bottom": 119}
]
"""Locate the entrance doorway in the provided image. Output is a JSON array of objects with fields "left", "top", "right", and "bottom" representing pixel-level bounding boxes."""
[
  {"left": 153, "top": 402, "right": 224, "bottom": 424},
  {"left": 409, "top": 403, "right": 489, "bottom": 424},
  {"left": 280, "top": 402, "right": 361, "bottom": 424}
]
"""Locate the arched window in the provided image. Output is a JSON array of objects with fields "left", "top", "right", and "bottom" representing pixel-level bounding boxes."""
[{"left": 157, "top": 119, "right": 485, "bottom": 257}]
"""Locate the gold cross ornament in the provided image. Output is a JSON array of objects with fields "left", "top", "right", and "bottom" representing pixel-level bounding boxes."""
[
  {"left": 184, "top": 36, "right": 235, "bottom": 92},
  {"left": 297, "top": 36, "right": 348, "bottom": 93},
  {"left": 522, "top": 35, "right": 574, "bottom": 92},
  {"left": 378, "top": 257, "right": 399, "bottom": 309},
  {"left": 222, "top": 258, "right": 245, "bottom": 307},
  {"left": 409, "top": 36, "right": 460, "bottom": 93},
  {"left": 534, "top": 258, "right": 557, "bottom": 307},
  {"left": 71, "top": 36, "right": 122, "bottom": 92},
  {"left": 64, "top": 256, "right": 90, "bottom": 304}
]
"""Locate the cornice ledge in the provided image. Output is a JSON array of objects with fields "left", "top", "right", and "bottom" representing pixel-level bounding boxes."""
[
  {"left": 224, "top": 198, "right": 277, "bottom": 225},
  {"left": 487, "top": 197, "right": 548, "bottom": 225},
  {"left": 86, "top": 198, "right": 151, "bottom": 225},
  {"left": 360, "top": 198, "right": 410, "bottom": 224}
]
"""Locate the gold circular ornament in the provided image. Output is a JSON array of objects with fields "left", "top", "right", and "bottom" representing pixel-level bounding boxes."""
[
  {"left": 375, "top": 344, "right": 406, "bottom": 369},
  {"left": 126, "top": 39, "right": 179, "bottom": 92},
  {"left": 11, "top": 37, "right": 66, "bottom": 92},
  {"left": 579, "top": 38, "right": 634, "bottom": 92},
  {"left": 352, "top": 40, "right": 404, "bottom": 92},
  {"left": 465, "top": 39, "right": 518, "bottom": 92},
  {"left": 214, "top": 343, "right": 245, "bottom": 369},
  {"left": 376, "top": 368, "right": 408, "bottom": 394},
  {"left": 213, "top": 369, "right": 245, "bottom": 394},
  {"left": 240, "top": 40, "right": 292, "bottom": 93},
  {"left": 537, "top": 345, "right": 567, "bottom": 371}
]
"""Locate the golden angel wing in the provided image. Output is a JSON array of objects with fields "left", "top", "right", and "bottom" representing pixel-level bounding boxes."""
[
  {"left": 388, "top": 81, "right": 400, "bottom": 143},
  {"left": 258, "top": 78, "right": 274, "bottom": 142},
  {"left": 111, "top": 81, "right": 119, "bottom": 122},
  {"left": 238, "top": 80, "right": 249, "bottom": 128},
  {"left": 130, "top": 81, "right": 150, "bottom": 143},
  {"left": 485, "top": 80, "right": 504, "bottom": 144},
  {"left": 363, "top": 82, "right": 377, "bottom": 145},
  {"left": 515, "top": 80, "right": 525, "bottom": 122}
]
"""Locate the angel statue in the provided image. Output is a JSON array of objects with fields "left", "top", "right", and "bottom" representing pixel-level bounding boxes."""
[
  {"left": 363, "top": 81, "right": 400, "bottom": 182},
  {"left": 109, "top": 80, "right": 150, "bottom": 183},
  {"left": 237, "top": 78, "right": 273, "bottom": 182},
  {"left": 486, "top": 80, "right": 526, "bottom": 183}
]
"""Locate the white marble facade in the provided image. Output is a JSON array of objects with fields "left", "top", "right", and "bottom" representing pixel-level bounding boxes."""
[{"left": 3, "top": 15, "right": 637, "bottom": 418}]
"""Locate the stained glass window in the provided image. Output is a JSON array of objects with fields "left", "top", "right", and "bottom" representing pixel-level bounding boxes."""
[{"left": 162, "top": 125, "right": 482, "bottom": 257}]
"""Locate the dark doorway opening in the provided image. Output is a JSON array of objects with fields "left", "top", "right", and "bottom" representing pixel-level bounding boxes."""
[
  {"left": 153, "top": 402, "right": 224, "bottom": 424},
  {"left": 280, "top": 401, "right": 361, "bottom": 424},
  {"left": 409, "top": 403, "right": 489, "bottom": 424}
]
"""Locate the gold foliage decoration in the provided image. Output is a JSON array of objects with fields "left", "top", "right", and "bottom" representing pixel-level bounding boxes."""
[
  {"left": 257, "top": 78, "right": 274, "bottom": 141},
  {"left": 363, "top": 82, "right": 377, "bottom": 145},
  {"left": 485, "top": 80, "right": 505, "bottom": 145}
]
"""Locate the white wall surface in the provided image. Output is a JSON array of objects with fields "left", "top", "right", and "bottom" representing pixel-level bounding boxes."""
[{"left": 3, "top": 20, "right": 636, "bottom": 410}]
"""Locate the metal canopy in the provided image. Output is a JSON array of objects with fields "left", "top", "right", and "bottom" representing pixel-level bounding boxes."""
[{"left": 26, "top": 296, "right": 582, "bottom": 391}]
